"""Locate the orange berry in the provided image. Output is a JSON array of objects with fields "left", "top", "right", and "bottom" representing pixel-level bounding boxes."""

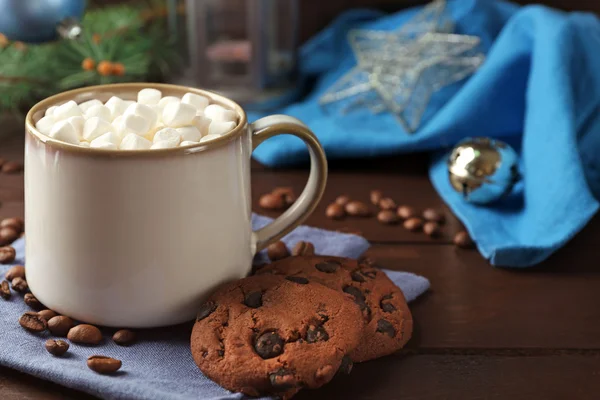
[
  {"left": 13, "top": 41, "right": 26, "bottom": 51},
  {"left": 82, "top": 58, "right": 96, "bottom": 71},
  {"left": 0, "top": 33, "right": 8, "bottom": 48},
  {"left": 97, "top": 61, "right": 113, "bottom": 76},
  {"left": 111, "top": 63, "right": 125, "bottom": 76},
  {"left": 92, "top": 33, "right": 101, "bottom": 44}
]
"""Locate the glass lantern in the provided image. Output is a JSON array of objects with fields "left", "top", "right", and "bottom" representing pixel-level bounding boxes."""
[{"left": 168, "top": 0, "right": 300, "bottom": 111}]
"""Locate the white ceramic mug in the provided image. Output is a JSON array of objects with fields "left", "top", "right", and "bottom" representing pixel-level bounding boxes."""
[{"left": 24, "top": 83, "right": 327, "bottom": 328}]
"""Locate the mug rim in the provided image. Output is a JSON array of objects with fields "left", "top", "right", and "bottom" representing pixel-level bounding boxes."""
[{"left": 25, "top": 83, "right": 248, "bottom": 157}]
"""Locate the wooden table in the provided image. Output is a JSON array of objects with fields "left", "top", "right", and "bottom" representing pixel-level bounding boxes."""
[{"left": 1, "top": 131, "right": 599, "bottom": 400}]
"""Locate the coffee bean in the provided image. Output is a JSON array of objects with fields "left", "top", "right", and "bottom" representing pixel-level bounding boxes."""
[
  {"left": 345, "top": 201, "right": 371, "bottom": 217},
  {"left": 243, "top": 291, "right": 263, "bottom": 308},
  {"left": 5, "top": 265, "right": 25, "bottom": 280},
  {"left": 0, "top": 217, "right": 24, "bottom": 232},
  {"left": 306, "top": 324, "right": 329, "bottom": 343},
  {"left": 454, "top": 231, "right": 474, "bottom": 249},
  {"left": 370, "top": 190, "right": 383, "bottom": 206},
  {"left": 259, "top": 193, "right": 286, "bottom": 210},
  {"left": 337, "top": 355, "right": 354, "bottom": 375},
  {"left": 24, "top": 293, "right": 43, "bottom": 310},
  {"left": 113, "top": 329, "right": 136, "bottom": 346},
  {"left": 377, "top": 210, "right": 398, "bottom": 225},
  {"left": 255, "top": 331, "right": 284, "bottom": 359},
  {"left": 292, "top": 241, "right": 315, "bottom": 256},
  {"left": 335, "top": 195, "right": 350, "bottom": 206},
  {"left": 423, "top": 221, "right": 441, "bottom": 237},
  {"left": 38, "top": 309, "right": 57, "bottom": 321},
  {"left": 325, "top": 203, "right": 345, "bottom": 220},
  {"left": 423, "top": 208, "right": 445, "bottom": 223},
  {"left": 397, "top": 205, "right": 416, "bottom": 219},
  {"left": 403, "top": 217, "right": 423, "bottom": 232},
  {"left": 267, "top": 241, "right": 290, "bottom": 261},
  {"left": 19, "top": 312, "right": 47, "bottom": 332},
  {"left": 272, "top": 187, "right": 296, "bottom": 206},
  {"left": 376, "top": 319, "right": 396, "bottom": 338},
  {"left": 315, "top": 261, "right": 339, "bottom": 273},
  {"left": 67, "top": 324, "right": 103, "bottom": 345},
  {"left": 269, "top": 368, "right": 297, "bottom": 390},
  {"left": 0, "top": 227, "right": 19, "bottom": 245},
  {"left": 0, "top": 280, "right": 11, "bottom": 300},
  {"left": 1, "top": 161, "right": 23, "bottom": 174},
  {"left": 47, "top": 316, "right": 75, "bottom": 337},
  {"left": 45, "top": 339, "right": 69, "bottom": 356},
  {"left": 0, "top": 246, "right": 16, "bottom": 264},
  {"left": 11, "top": 277, "right": 28, "bottom": 293},
  {"left": 87, "top": 355, "right": 122, "bottom": 374},
  {"left": 378, "top": 197, "right": 397, "bottom": 211},
  {"left": 197, "top": 301, "right": 217, "bottom": 322},
  {"left": 285, "top": 276, "right": 308, "bottom": 285}
]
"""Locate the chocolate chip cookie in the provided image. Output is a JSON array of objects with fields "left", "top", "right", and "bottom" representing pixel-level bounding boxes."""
[
  {"left": 257, "top": 256, "right": 413, "bottom": 362},
  {"left": 190, "top": 274, "right": 363, "bottom": 399}
]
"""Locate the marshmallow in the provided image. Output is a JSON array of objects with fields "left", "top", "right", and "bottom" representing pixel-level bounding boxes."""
[
  {"left": 120, "top": 113, "right": 151, "bottom": 136},
  {"left": 151, "top": 140, "right": 179, "bottom": 149},
  {"left": 66, "top": 116, "right": 85, "bottom": 137},
  {"left": 200, "top": 134, "right": 222, "bottom": 143},
  {"left": 208, "top": 121, "right": 236, "bottom": 136},
  {"left": 137, "top": 88, "right": 162, "bottom": 105},
  {"left": 150, "top": 105, "right": 163, "bottom": 124},
  {"left": 176, "top": 126, "right": 202, "bottom": 142},
  {"left": 204, "top": 104, "right": 237, "bottom": 122},
  {"left": 105, "top": 96, "right": 128, "bottom": 121},
  {"left": 53, "top": 100, "right": 83, "bottom": 121},
  {"left": 79, "top": 141, "right": 90, "bottom": 147},
  {"left": 49, "top": 120, "right": 79, "bottom": 144},
  {"left": 162, "top": 101, "right": 196, "bottom": 127},
  {"left": 120, "top": 133, "right": 152, "bottom": 150},
  {"left": 182, "top": 93, "right": 209, "bottom": 111},
  {"left": 91, "top": 131, "right": 122, "bottom": 148},
  {"left": 153, "top": 127, "right": 181, "bottom": 145},
  {"left": 192, "top": 115, "right": 211, "bottom": 136},
  {"left": 83, "top": 117, "right": 114, "bottom": 141},
  {"left": 45, "top": 106, "right": 57, "bottom": 117},
  {"left": 79, "top": 99, "right": 103, "bottom": 113},
  {"left": 158, "top": 96, "right": 179, "bottom": 109},
  {"left": 35, "top": 115, "right": 55, "bottom": 135},
  {"left": 180, "top": 140, "right": 198, "bottom": 147},
  {"left": 124, "top": 103, "right": 158, "bottom": 129},
  {"left": 91, "top": 141, "right": 118, "bottom": 150},
  {"left": 85, "top": 104, "right": 111, "bottom": 121}
]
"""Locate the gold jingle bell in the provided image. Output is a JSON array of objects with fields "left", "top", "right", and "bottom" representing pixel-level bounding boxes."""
[{"left": 447, "top": 137, "right": 520, "bottom": 204}]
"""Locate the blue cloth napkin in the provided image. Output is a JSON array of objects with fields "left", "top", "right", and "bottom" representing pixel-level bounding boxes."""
[
  {"left": 0, "top": 215, "right": 429, "bottom": 400},
  {"left": 249, "top": 0, "right": 600, "bottom": 267}
]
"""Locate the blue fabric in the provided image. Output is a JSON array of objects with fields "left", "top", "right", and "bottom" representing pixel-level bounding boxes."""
[
  {"left": 0, "top": 215, "right": 429, "bottom": 400},
  {"left": 249, "top": 0, "right": 600, "bottom": 267}
]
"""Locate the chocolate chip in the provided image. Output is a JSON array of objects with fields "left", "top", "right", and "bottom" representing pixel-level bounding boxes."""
[
  {"left": 47, "top": 316, "right": 75, "bottom": 336},
  {"left": 370, "top": 190, "right": 383, "bottom": 206},
  {"left": 377, "top": 210, "right": 398, "bottom": 225},
  {"left": 0, "top": 217, "right": 23, "bottom": 232},
  {"left": 292, "top": 241, "right": 315, "bottom": 256},
  {"left": 376, "top": 319, "right": 396, "bottom": 338},
  {"left": 326, "top": 203, "right": 345, "bottom": 219},
  {"left": 345, "top": 201, "right": 371, "bottom": 217},
  {"left": 343, "top": 286, "right": 366, "bottom": 303},
  {"left": 335, "top": 195, "right": 350, "bottom": 206},
  {"left": 259, "top": 193, "right": 286, "bottom": 210},
  {"left": 267, "top": 241, "right": 290, "bottom": 261},
  {"left": 217, "top": 349, "right": 225, "bottom": 357},
  {"left": 350, "top": 270, "right": 366, "bottom": 283},
  {"left": 423, "top": 208, "right": 445, "bottom": 223},
  {"left": 11, "top": 277, "right": 28, "bottom": 293},
  {"left": 285, "top": 276, "right": 308, "bottom": 285},
  {"left": 378, "top": 197, "right": 397, "bottom": 211},
  {"left": 397, "top": 205, "right": 415, "bottom": 219},
  {"left": 381, "top": 303, "right": 396, "bottom": 313},
  {"left": 306, "top": 324, "right": 329, "bottom": 343},
  {"left": 403, "top": 217, "right": 423, "bottom": 232},
  {"left": 351, "top": 268, "right": 377, "bottom": 282},
  {"left": 87, "top": 355, "right": 122, "bottom": 374},
  {"left": 337, "top": 355, "right": 354, "bottom": 375},
  {"left": 38, "top": 309, "right": 57, "bottom": 321},
  {"left": 454, "top": 231, "right": 474, "bottom": 249},
  {"left": 19, "top": 312, "right": 47, "bottom": 332},
  {"left": 197, "top": 301, "right": 217, "bottom": 321},
  {"left": 24, "top": 293, "right": 43, "bottom": 310},
  {"left": 269, "top": 368, "right": 297, "bottom": 390},
  {"left": 67, "top": 324, "right": 103, "bottom": 345},
  {"left": 255, "top": 331, "right": 284, "bottom": 359},
  {"left": 315, "top": 261, "right": 339, "bottom": 273},
  {"left": 0, "top": 246, "right": 16, "bottom": 264},
  {"left": 0, "top": 280, "right": 11, "bottom": 300},
  {"left": 243, "top": 291, "right": 263, "bottom": 308},
  {"left": 423, "top": 221, "right": 441, "bottom": 237},
  {"left": 45, "top": 339, "right": 69, "bottom": 356},
  {"left": 5, "top": 265, "right": 25, "bottom": 281},
  {"left": 1, "top": 161, "right": 23, "bottom": 174}
]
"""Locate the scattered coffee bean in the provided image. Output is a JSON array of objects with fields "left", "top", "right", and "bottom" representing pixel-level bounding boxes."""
[
  {"left": 315, "top": 261, "right": 340, "bottom": 273},
  {"left": 255, "top": 331, "right": 284, "bottom": 359},
  {"left": 337, "top": 355, "right": 354, "bottom": 375},
  {"left": 0, "top": 280, "right": 11, "bottom": 300},
  {"left": 45, "top": 339, "right": 69, "bottom": 356},
  {"left": 269, "top": 368, "right": 296, "bottom": 390},
  {"left": 378, "top": 197, "right": 397, "bottom": 211},
  {"left": 259, "top": 193, "right": 286, "bottom": 210},
  {"left": 243, "top": 291, "right": 263, "bottom": 308},
  {"left": 370, "top": 190, "right": 383, "bottom": 206},
  {"left": 0, "top": 227, "right": 19, "bottom": 245},
  {"left": 403, "top": 217, "right": 423, "bottom": 232},
  {"left": 0, "top": 217, "right": 24, "bottom": 232},
  {"left": 68, "top": 324, "right": 103, "bottom": 345},
  {"left": 292, "top": 241, "right": 315, "bottom": 256},
  {"left": 335, "top": 195, "right": 350, "bottom": 206},
  {"left": 47, "top": 316, "right": 75, "bottom": 337},
  {"left": 423, "top": 221, "right": 441, "bottom": 237},
  {"left": 423, "top": 208, "right": 445, "bottom": 223},
  {"left": 24, "top": 293, "right": 43, "bottom": 310},
  {"left": 376, "top": 319, "right": 396, "bottom": 338},
  {"left": 345, "top": 201, "right": 371, "bottom": 217},
  {"left": 5, "top": 265, "right": 25, "bottom": 280},
  {"left": 113, "top": 329, "right": 136, "bottom": 346},
  {"left": 38, "top": 309, "right": 57, "bottom": 321},
  {"left": 11, "top": 277, "right": 28, "bottom": 293},
  {"left": 306, "top": 324, "right": 329, "bottom": 343},
  {"left": 87, "top": 355, "right": 122, "bottom": 374},
  {"left": 377, "top": 210, "right": 398, "bottom": 225},
  {"left": 272, "top": 187, "right": 296, "bottom": 206},
  {"left": 397, "top": 205, "right": 416, "bottom": 220},
  {"left": 0, "top": 246, "right": 16, "bottom": 264},
  {"left": 325, "top": 203, "right": 345, "bottom": 220},
  {"left": 19, "top": 312, "right": 47, "bottom": 332},
  {"left": 267, "top": 241, "right": 290, "bottom": 261},
  {"left": 285, "top": 276, "right": 308, "bottom": 284},
  {"left": 197, "top": 301, "right": 217, "bottom": 321},
  {"left": 1, "top": 161, "right": 23, "bottom": 174},
  {"left": 454, "top": 231, "right": 474, "bottom": 249}
]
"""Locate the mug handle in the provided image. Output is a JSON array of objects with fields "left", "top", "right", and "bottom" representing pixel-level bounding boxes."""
[{"left": 251, "top": 115, "right": 328, "bottom": 252}]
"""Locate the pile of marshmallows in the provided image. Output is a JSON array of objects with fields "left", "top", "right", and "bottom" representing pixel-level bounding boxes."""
[{"left": 35, "top": 88, "right": 238, "bottom": 150}]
